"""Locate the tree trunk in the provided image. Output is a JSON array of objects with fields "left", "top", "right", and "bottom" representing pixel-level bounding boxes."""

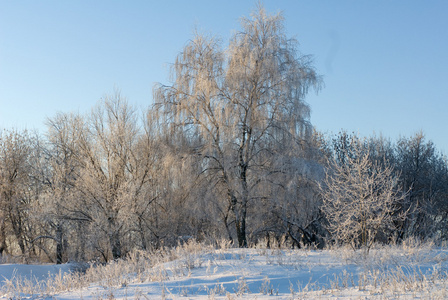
[
  {"left": 235, "top": 217, "right": 247, "bottom": 247},
  {"left": 110, "top": 232, "right": 122, "bottom": 259},
  {"left": 229, "top": 192, "right": 247, "bottom": 248},
  {"left": 237, "top": 160, "right": 248, "bottom": 248},
  {"left": 223, "top": 213, "right": 234, "bottom": 244},
  {"left": 109, "top": 218, "right": 122, "bottom": 259},
  {"left": 56, "top": 224, "right": 63, "bottom": 264},
  {"left": 76, "top": 222, "right": 86, "bottom": 261},
  {"left": 138, "top": 216, "right": 147, "bottom": 250},
  {"left": 0, "top": 220, "right": 7, "bottom": 256},
  {"left": 234, "top": 197, "right": 248, "bottom": 247},
  {"left": 10, "top": 210, "right": 26, "bottom": 255},
  {"left": 235, "top": 204, "right": 247, "bottom": 248}
]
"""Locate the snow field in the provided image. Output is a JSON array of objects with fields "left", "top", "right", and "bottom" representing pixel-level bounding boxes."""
[{"left": 1, "top": 239, "right": 448, "bottom": 299}]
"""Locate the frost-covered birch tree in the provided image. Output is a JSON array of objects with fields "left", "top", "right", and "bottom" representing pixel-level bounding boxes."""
[{"left": 154, "top": 5, "right": 321, "bottom": 247}]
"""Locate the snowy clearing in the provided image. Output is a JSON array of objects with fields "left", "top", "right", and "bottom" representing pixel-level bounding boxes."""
[{"left": 2, "top": 241, "right": 448, "bottom": 299}]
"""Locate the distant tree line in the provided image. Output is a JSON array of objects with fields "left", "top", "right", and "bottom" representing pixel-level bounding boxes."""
[{"left": 1, "top": 6, "right": 447, "bottom": 263}]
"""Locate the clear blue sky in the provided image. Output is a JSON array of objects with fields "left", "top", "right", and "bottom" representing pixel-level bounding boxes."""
[{"left": 1, "top": 1, "right": 447, "bottom": 153}]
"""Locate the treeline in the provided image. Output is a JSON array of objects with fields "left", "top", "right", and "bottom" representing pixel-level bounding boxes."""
[
  {"left": 1, "top": 6, "right": 447, "bottom": 263},
  {"left": 1, "top": 100, "right": 447, "bottom": 263}
]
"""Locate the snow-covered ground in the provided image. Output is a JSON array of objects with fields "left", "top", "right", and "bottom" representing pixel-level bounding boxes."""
[
  {"left": 0, "top": 263, "right": 73, "bottom": 283},
  {"left": 2, "top": 240, "right": 448, "bottom": 299}
]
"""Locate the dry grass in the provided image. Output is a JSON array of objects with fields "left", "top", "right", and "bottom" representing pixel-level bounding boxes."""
[{"left": 1, "top": 238, "right": 448, "bottom": 299}]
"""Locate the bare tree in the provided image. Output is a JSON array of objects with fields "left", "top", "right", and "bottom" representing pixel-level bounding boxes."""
[
  {"left": 73, "top": 93, "right": 144, "bottom": 259},
  {"left": 320, "top": 138, "right": 407, "bottom": 253},
  {"left": 0, "top": 129, "right": 34, "bottom": 256},
  {"left": 154, "top": 5, "right": 321, "bottom": 247},
  {"left": 41, "top": 94, "right": 175, "bottom": 260},
  {"left": 395, "top": 132, "right": 448, "bottom": 240},
  {"left": 33, "top": 112, "right": 87, "bottom": 263}
]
